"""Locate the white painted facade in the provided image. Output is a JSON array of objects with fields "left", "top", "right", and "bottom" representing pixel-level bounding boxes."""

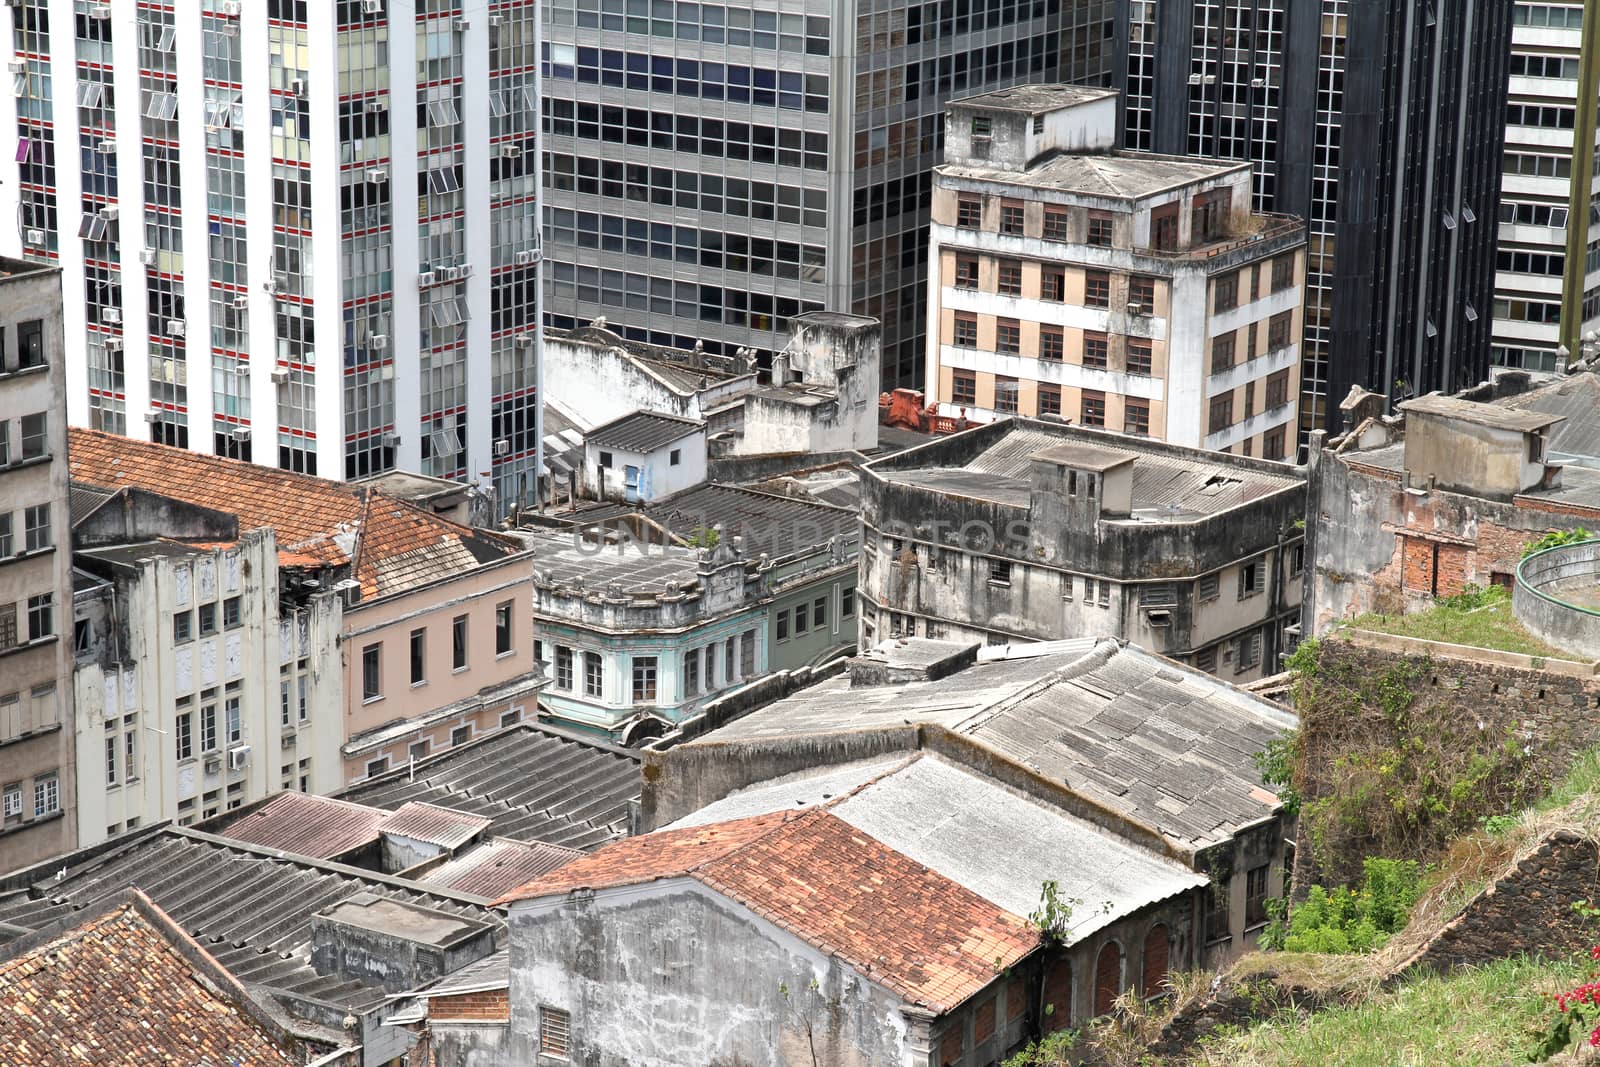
[
  {"left": 583, "top": 430, "right": 708, "bottom": 504},
  {"left": 71, "top": 529, "right": 343, "bottom": 842}
]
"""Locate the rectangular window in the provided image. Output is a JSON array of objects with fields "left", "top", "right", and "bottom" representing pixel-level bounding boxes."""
[
  {"left": 841, "top": 588, "right": 856, "bottom": 617},
  {"left": 1264, "top": 426, "right": 1286, "bottom": 461},
  {"left": 19, "top": 413, "right": 47, "bottom": 461},
  {"left": 776, "top": 609, "right": 790, "bottom": 641},
  {"left": 1081, "top": 391, "right": 1106, "bottom": 428},
  {"left": 1126, "top": 339, "right": 1152, "bottom": 375},
  {"left": 1210, "top": 335, "right": 1236, "bottom": 374},
  {"left": 540, "top": 1006, "right": 572, "bottom": 1057},
  {"left": 1130, "top": 276, "right": 1156, "bottom": 313},
  {"left": 741, "top": 630, "right": 756, "bottom": 675},
  {"left": 952, "top": 369, "right": 977, "bottom": 406},
  {"left": 17, "top": 321, "right": 43, "bottom": 369},
  {"left": 556, "top": 646, "right": 574, "bottom": 689},
  {"left": 499, "top": 709, "right": 522, "bottom": 729},
  {"left": 996, "top": 320, "right": 1021, "bottom": 355},
  {"left": 1124, "top": 399, "right": 1150, "bottom": 436},
  {"left": 225, "top": 688, "right": 242, "bottom": 744},
  {"left": 1268, "top": 311, "right": 1292, "bottom": 350},
  {"left": 1271, "top": 255, "right": 1294, "bottom": 292},
  {"left": 1265, "top": 370, "right": 1290, "bottom": 409},
  {"left": 956, "top": 195, "right": 981, "bottom": 228},
  {"left": 452, "top": 724, "right": 473, "bottom": 747},
  {"left": 2, "top": 783, "right": 19, "bottom": 821},
  {"left": 1083, "top": 333, "right": 1108, "bottom": 369},
  {"left": 989, "top": 559, "right": 1011, "bottom": 585},
  {"left": 793, "top": 599, "right": 809, "bottom": 634},
  {"left": 452, "top": 615, "right": 468, "bottom": 670},
  {"left": 198, "top": 602, "right": 217, "bottom": 636},
  {"left": 1038, "top": 384, "right": 1062, "bottom": 417},
  {"left": 953, "top": 312, "right": 978, "bottom": 347},
  {"left": 23, "top": 504, "right": 49, "bottom": 552},
  {"left": 201, "top": 693, "right": 218, "bottom": 753},
  {"left": 222, "top": 596, "right": 241, "bottom": 629},
  {"left": 171, "top": 609, "right": 191, "bottom": 644},
  {"left": 994, "top": 376, "right": 1019, "bottom": 413},
  {"left": 1040, "top": 326, "right": 1064, "bottom": 362},
  {"left": 362, "top": 644, "right": 382, "bottom": 700},
  {"left": 1238, "top": 558, "right": 1266, "bottom": 599},
  {"left": 632, "top": 657, "right": 658, "bottom": 702},
  {"left": 176, "top": 704, "right": 193, "bottom": 760},
  {"left": 1043, "top": 208, "right": 1069, "bottom": 241},
  {"left": 1246, "top": 864, "right": 1270, "bottom": 926},
  {"left": 999, "top": 201, "right": 1025, "bottom": 235},
  {"left": 366, "top": 757, "right": 390, "bottom": 778},
  {"left": 1084, "top": 271, "right": 1110, "bottom": 308},
  {"left": 410, "top": 739, "right": 432, "bottom": 762},
  {"left": 410, "top": 629, "right": 427, "bottom": 685},
  {"left": 583, "top": 652, "right": 602, "bottom": 697},
  {"left": 1208, "top": 395, "right": 1233, "bottom": 435},
  {"left": 997, "top": 260, "right": 1022, "bottom": 295},
  {"left": 1198, "top": 573, "right": 1220, "bottom": 601},
  {"left": 0, "top": 604, "right": 15, "bottom": 651},
  {"left": 26, "top": 594, "right": 52, "bottom": 641},
  {"left": 1214, "top": 272, "right": 1238, "bottom": 312},
  {"left": 106, "top": 733, "right": 118, "bottom": 786},
  {"left": 955, "top": 255, "right": 979, "bottom": 289},
  {"left": 1206, "top": 879, "right": 1230, "bottom": 937},
  {"left": 684, "top": 649, "right": 700, "bottom": 695},
  {"left": 1041, "top": 267, "right": 1066, "bottom": 302},
  {"left": 813, "top": 597, "right": 828, "bottom": 629},
  {"left": 1087, "top": 211, "right": 1113, "bottom": 246},
  {"left": 0, "top": 514, "right": 10, "bottom": 557},
  {"left": 495, "top": 602, "right": 513, "bottom": 655},
  {"left": 33, "top": 774, "right": 58, "bottom": 817}
]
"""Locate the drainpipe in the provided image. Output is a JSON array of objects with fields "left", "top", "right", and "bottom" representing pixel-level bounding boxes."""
[{"left": 1266, "top": 521, "right": 1288, "bottom": 673}]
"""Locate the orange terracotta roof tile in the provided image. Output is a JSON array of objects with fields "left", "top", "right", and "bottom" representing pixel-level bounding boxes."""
[
  {"left": 69, "top": 428, "right": 521, "bottom": 599},
  {"left": 0, "top": 893, "right": 299, "bottom": 1066},
  {"left": 498, "top": 809, "right": 1038, "bottom": 1014},
  {"left": 493, "top": 810, "right": 793, "bottom": 904}
]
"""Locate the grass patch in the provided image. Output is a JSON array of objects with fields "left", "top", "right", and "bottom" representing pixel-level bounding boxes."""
[
  {"left": 1193, "top": 955, "right": 1589, "bottom": 1067},
  {"left": 1348, "top": 585, "right": 1582, "bottom": 660}
]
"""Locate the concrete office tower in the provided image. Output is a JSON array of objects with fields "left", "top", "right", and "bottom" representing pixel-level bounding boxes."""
[
  {"left": 0, "top": 259, "right": 76, "bottom": 874},
  {"left": 540, "top": 0, "right": 1109, "bottom": 390},
  {"left": 926, "top": 87, "right": 1306, "bottom": 457},
  {"left": 1115, "top": 0, "right": 1512, "bottom": 438},
  {"left": 1493, "top": 1, "right": 1600, "bottom": 373},
  {"left": 2, "top": 1, "right": 543, "bottom": 513}
]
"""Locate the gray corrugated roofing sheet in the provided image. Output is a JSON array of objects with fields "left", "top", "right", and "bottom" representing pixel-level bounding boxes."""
[
  {"left": 643, "top": 484, "right": 859, "bottom": 559},
  {"left": 335, "top": 723, "right": 641, "bottom": 852},
  {"left": 1497, "top": 372, "right": 1600, "bottom": 460},
  {"left": 588, "top": 411, "right": 704, "bottom": 453},
  {"left": 379, "top": 802, "right": 493, "bottom": 851},
  {"left": 213, "top": 792, "right": 387, "bottom": 859},
  {"left": 420, "top": 839, "right": 582, "bottom": 898},
  {"left": 0, "top": 829, "right": 503, "bottom": 1020}
]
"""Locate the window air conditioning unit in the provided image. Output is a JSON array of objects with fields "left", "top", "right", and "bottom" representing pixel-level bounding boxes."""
[
  {"left": 166, "top": 318, "right": 185, "bottom": 337},
  {"left": 454, "top": 16, "right": 470, "bottom": 30},
  {"left": 417, "top": 271, "right": 436, "bottom": 287},
  {"left": 289, "top": 78, "right": 307, "bottom": 96},
  {"left": 139, "top": 249, "right": 157, "bottom": 265},
  {"left": 370, "top": 333, "right": 389, "bottom": 349},
  {"left": 24, "top": 229, "right": 44, "bottom": 245},
  {"left": 221, "top": 0, "right": 242, "bottom": 15},
  {"left": 104, "top": 337, "right": 123, "bottom": 352},
  {"left": 515, "top": 333, "right": 534, "bottom": 347},
  {"left": 204, "top": 755, "right": 222, "bottom": 774},
  {"left": 270, "top": 367, "right": 290, "bottom": 384},
  {"left": 494, "top": 439, "right": 511, "bottom": 457},
  {"left": 381, "top": 431, "right": 401, "bottom": 447},
  {"left": 103, "top": 308, "right": 120, "bottom": 324},
  {"left": 365, "top": 98, "right": 385, "bottom": 113},
  {"left": 262, "top": 278, "right": 281, "bottom": 295},
  {"left": 7, "top": 60, "right": 26, "bottom": 75},
  {"left": 281, "top": 733, "right": 297, "bottom": 750},
  {"left": 437, "top": 266, "right": 459, "bottom": 283},
  {"left": 488, "top": 14, "right": 503, "bottom": 27},
  {"left": 144, "top": 407, "right": 162, "bottom": 423},
  {"left": 96, "top": 140, "right": 115, "bottom": 154},
  {"left": 99, "top": 205, "right": 118, "bottom": 221},
  {"left": 233, "top": 294, "right": 250, "bottom": 308},
  {"left": 362, "top": 0, "right": 383, "bottom": 12},
  {"left": 502, "top": 144, "right": 522, "bottom": 159},
  {"left": 366, "top": 167, "right": 387, "bottom": 183},
  {"left": 231, "top": 426, "right": 251, "bottom": 441},
  {"left": 514, "top": 250, "right": 537, "bottom": 267},
  {"left": 228, "top": 745, "right": 250, "bottom": 771},
  {"left": 89, "top": 4, "right": 111, "bottom": 18},
  {"left": 458, "top": 262, "right": 473, "bottom": 279}
]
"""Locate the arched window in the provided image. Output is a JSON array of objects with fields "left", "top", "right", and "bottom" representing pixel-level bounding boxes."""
[
  {"left": 1142, "top": 924, "right": 1170, "bottom": 998},
  {"left": 1094, "top": 941, "right": 1123, "bottom": 1016}
]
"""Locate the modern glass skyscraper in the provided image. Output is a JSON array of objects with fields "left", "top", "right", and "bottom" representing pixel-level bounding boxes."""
[
  {"left": 3, "top": 0, "right": 543, "bottom": 512},
  {"left": 539, "top": 0, "right": 1104, "bottom": 389},
  {"left": 1113, "top": 0, "right": 1511, "bottom": 437}
]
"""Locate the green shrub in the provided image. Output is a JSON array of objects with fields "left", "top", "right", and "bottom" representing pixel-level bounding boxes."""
[
  {"left": 1264, "top": 858, "right": 1421, "bottom": 955},
  {"left": 1524, "top": 527, "right": 1594, "bottom": 559},
  {"left": 1002, "top": 1028, "right": 1078, "bottom": 1067}
]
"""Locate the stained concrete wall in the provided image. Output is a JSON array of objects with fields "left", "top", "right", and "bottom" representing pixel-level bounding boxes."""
[{"left": 1514, "top": 542, "right": 1600, "bottom": 660}]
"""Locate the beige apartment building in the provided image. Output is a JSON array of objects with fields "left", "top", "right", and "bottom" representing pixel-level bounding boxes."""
[
  {"left": 0, "top": 259, "right": 75, "bottom": 873},
  {"left": 927, "top": 86, "right": 1308, "bottom": 460}
]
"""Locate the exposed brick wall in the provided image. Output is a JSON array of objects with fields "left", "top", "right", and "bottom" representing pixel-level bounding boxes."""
[
  {"left": 1396, "top": 830, "right": 1600, "bottom": 975},
  {"left": 428, "top": 990, "right": 510, "bottom": 1023}
]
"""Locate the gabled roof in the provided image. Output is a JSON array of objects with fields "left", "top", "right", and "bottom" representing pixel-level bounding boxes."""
[
  {"left": 335, "top": 722, "right": 642, "bottom": 851},
  {"left": 500, "top": 808, "right": 1038, "bottom": 1014},
  {"left": 0, "top": 891, "right": 300, "bottom": 1067},
  {"left": 67, "top": 428, "right": 521, "bottom": 600},
  {"left": 588, "top": 410, "right": 704, "bottom": 453}
]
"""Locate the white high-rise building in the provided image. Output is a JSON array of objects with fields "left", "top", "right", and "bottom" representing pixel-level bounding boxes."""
[{"left": 3, "top": 0, "right": 542, "bottom": 512}]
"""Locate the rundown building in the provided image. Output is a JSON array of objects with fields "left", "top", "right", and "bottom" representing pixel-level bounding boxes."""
[
  {"left": 0, "top": 258, "right": 75, "bottom": 874},
  {"left": 859, "top": 418, "right": 1305, "bottom": 680},
  {"left": 927, "top": 86, "right": 1305, "bottom": 458},
  {"left": 1305, "top": 372, "right": 1600, "bottom": 634},
  {"left": 496, "top": 750, "right": 1205, "bottom": 1066},
  {"left": 67, "top": 430, "right": 546, "bottom": 783},
  {"left": 582, "top": 412, "right": 707, "bottom": 505},
  {"left": 677, "top": 637, "right": 1296, "bottom": 966}
]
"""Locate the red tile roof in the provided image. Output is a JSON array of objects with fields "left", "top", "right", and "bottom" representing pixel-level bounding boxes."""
[
  {"left": 68, "top": 428, "right": 521, "bottom": 599},
  {"left": 0, "top": 893, "right": 299, "bottom": 1066},
  {"left": 498, "top": 809, "right": 1038, "bottom": 1014},
  {"left": 216, "top": 792, "right": 388, "bottom": 859}
]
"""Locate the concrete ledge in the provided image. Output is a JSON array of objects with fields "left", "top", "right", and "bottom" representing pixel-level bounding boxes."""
[{"left": 1341, "top": 627, "right": 1600, "bottom": 678}]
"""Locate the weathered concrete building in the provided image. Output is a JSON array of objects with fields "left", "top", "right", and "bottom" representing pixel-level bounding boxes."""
[
  {"left": 676, "top": 637, "right": 1296, "bottom": 966},
  {"left": 495, "top": 748, "right": 1205, "bottom": 1066},
  {"left": 1305, "top": 371, "right": 1600, "bottom": 635},
  {"left": 859, "top": 418, "right": 1305, "bottom": 680},
  {"left": 67, "top": 429, "right": 546, "bottom": 784},
  {"left": 926, "top": 86, "right": 1306, "bottom": 459},
  {"left": 0, "top": 258, "right": 75, "bottom": 874},
  {"left": 581, "top": 412, "right": 707, "bottom": 504}
]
